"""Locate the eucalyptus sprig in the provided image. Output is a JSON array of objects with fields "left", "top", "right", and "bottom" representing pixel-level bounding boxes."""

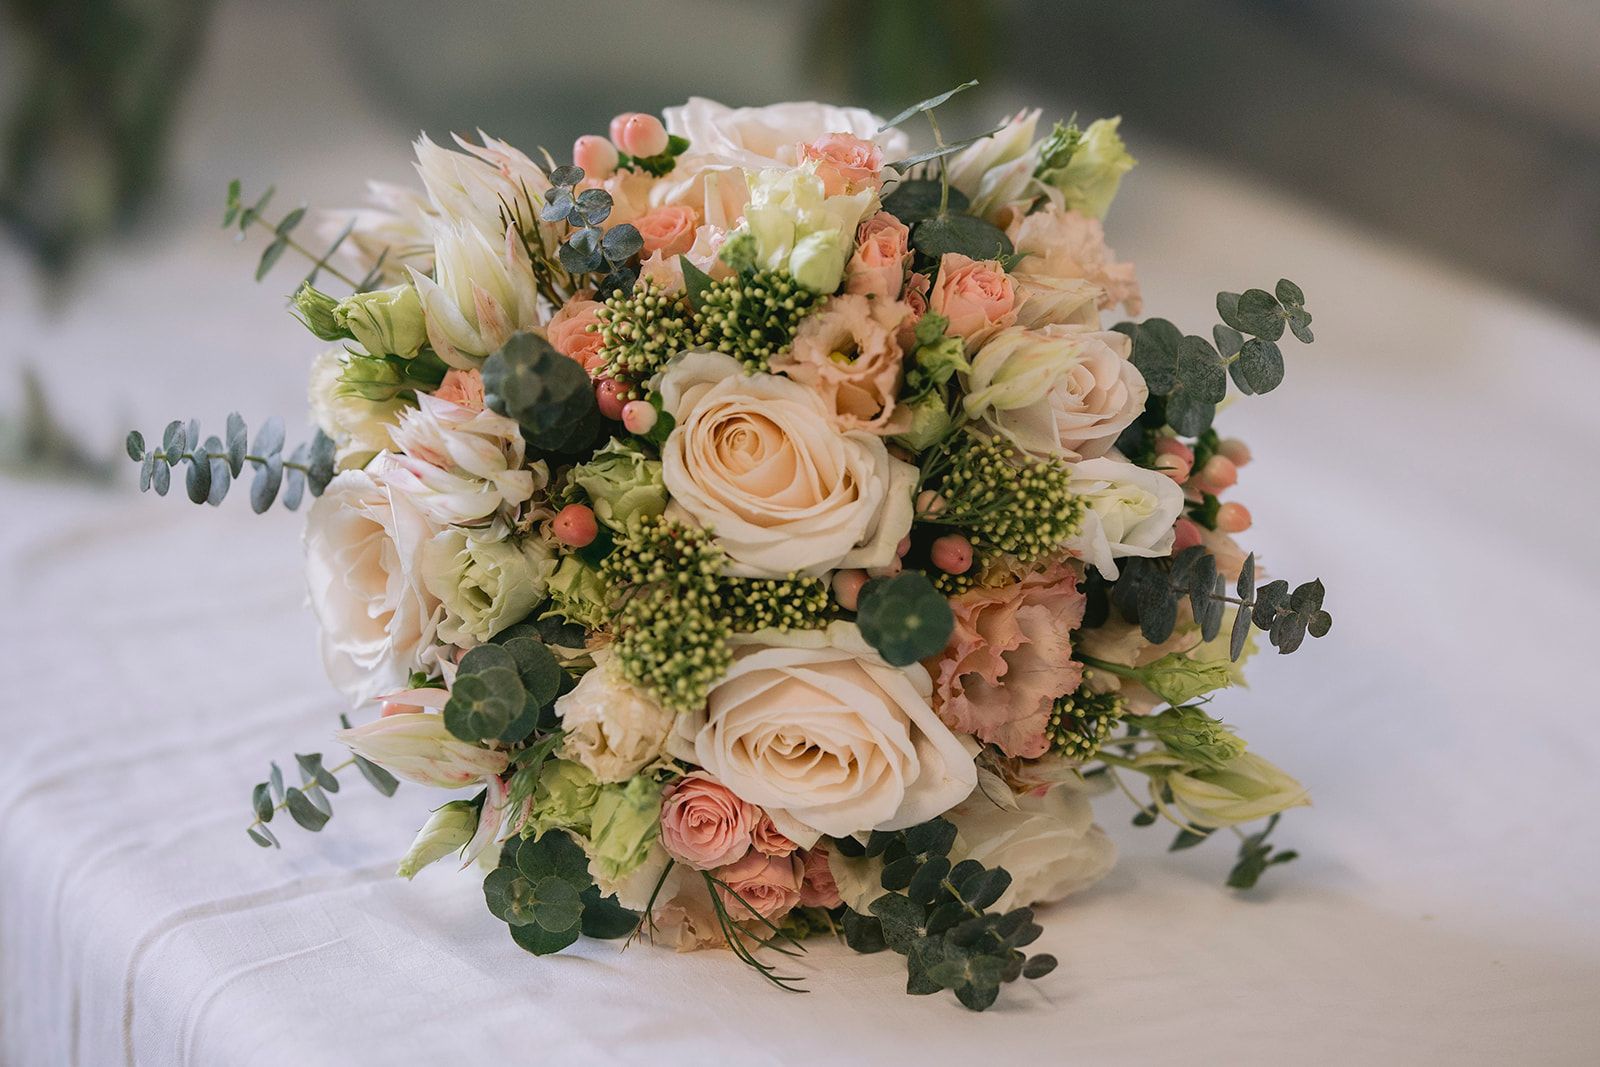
[
  {"left": 125, "top": 414, "right": 336, "bottom": 512},
  {"left": 223, "top": 179, "right": 388, "bottom": 292},
  {"left": 484, "top": 830, "right": 638, "bottom": 955},
  {"left": 245, "top": 727, "right": 399, "bottom": 849},
  {"left": 836, "top": 817, "right": 1058, "bottom": 1012},
  {"left": 539, "top": 165, "right": 643, "bottom": 296}
]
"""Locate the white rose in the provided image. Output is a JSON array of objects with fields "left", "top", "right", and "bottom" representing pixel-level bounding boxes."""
[
  {"left": 1066, "top": 453, "right": 1185, "bottom": 579},
  {"left": 664, "top": 97, "right": 908, "bottom": 174},
  {"left": 305, "top": 467, "right": 443, "bottom": 706},
  {"left": 421, "top": 528, "right": 555, "bottom": 647},
  {"left": 964, "top": 325, "right": 1147, "bottom": 460},
  {"left": 381, "top": 392, "right": 538, "bottom": 529},
  {"left": 335, "top": 712, "right": 508, "bottom": 789},
  {"left": 308, "top": 348, "right": 410, "bottom": 470},
  {"left": 946, "top": 771, "right": 1117, "bottom": 910},
  {"left": 1013, "top": 275, "right": 1103, "bottom": 330},
  {"left": 555, "top": 652, "right": 676, "bottom": 784},
  {"left": 658, "top": 351, "right": 915, "bottom": 577},
  {"left": 667, "top": 623, "right": 978, "bottom": 843}
]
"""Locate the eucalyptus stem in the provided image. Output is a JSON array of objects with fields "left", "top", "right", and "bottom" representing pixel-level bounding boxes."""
[
  {"left": 154, "top": 449, "right": 314, "bottom": 475},
  {"left": 247, "top": 757, "right": 354, "bottom": 834},
  {"left": 244, "top": 213, "right": 362, "bottom": 289}
]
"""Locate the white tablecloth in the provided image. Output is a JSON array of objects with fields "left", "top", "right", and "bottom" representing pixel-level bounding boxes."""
[{"left": 2, "top": 8, "right": 1597, "bottom": 1065}]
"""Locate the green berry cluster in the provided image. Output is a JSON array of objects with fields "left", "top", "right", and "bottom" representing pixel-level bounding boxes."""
[
  {"left": 696, "top": 270, "right": 819, "bottom": 371},
  {"left": 595, "top": 278, "right": 696, "bottom": 391},
  {"left": 601, "top": 515, "right": 732, "bottom": 712},
  {"left": 722, "top": 573, "right": 831, "bottom": 633},
  {"left": 1044, "top": 685, "right": 1125, "bottom": 761},
  {"left": 927, "top": 435, "right": 1084, "bottom": 566}
]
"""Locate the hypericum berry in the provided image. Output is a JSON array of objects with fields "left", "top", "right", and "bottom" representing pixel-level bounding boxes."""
[
  {"left": 1153, "top": 437, "right": 1194, "bottom": 482},
  {"left": 608, "top": 113, "right": 639, "bottom": 145},
  {"left": 620, "top": 399, "right": 658, "bottom": 435},
  {"left": 1172, "top": 516, "right": 1203, "bottom": 553},
  {"left": 573, "top": 135, "right": 618, "bottom": 179},
  {"left": 832, "top": 569, "right": 868, "bottom": 612},
  {"left": 1217, "top": 437, "right": 1252, "bottom": 467},
  {"left": 595, "top": 378, "right": 628, "bottom": 420},
  {"left": 553, "top": 504, "right": 599, "bottom": 547},
  {"left": 931, "top": 533, "right": 974, "bottom": 575},
  {"left": 1045, "top": 686, "right": 1125, "bottom": 761},
  {"left": 616, "top": 113, "right": 668, "bottom": 158},
  {"left": 1192, "top": 455, "right": 1238, "bottom": 495},
  {"left": 1216, "top": 501, "right": 1253, "bottom": 533}
]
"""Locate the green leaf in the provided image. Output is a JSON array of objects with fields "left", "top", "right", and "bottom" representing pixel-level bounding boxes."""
[
  {"left": 1216, "top": 291, "right": 1243, "bottom": 330},
  {"left": 443, "top": 669, "right": 525, "bottom": 742},
  {"left": 1212, "top": 324, "right": 1243, "bottom": 360},
  {"left": 1022, "top": 954, "right": 1057, "bottom": 979},
  {"left": 482, "top": 332, "right": 602, "bottom": 455},
  {"left": 247, "top": 826, "right": 277, "bottom": 848},
  {"left": 499, "top": 636, "right": 562, "bottom": 708},
  {"left": 251, "top": 782, "right": 274, "bottom": 822},
  {"left": 354, "top": 754, "right": 399, "bottom": 796},
  {"left": 253, "top": 416, "right": 285, "bottom": 458},
  {"left": 856, "top": 572, "right": 955, "bottom": 667},
  {"left": 125, "top": 431, "right": 145, "bottom": 461},
  {"left": 888, "top": 125, "right": 1006, "bottom": 173},
  {"left": 1275, "top": 278, "right": 1305, "bottom": 306},
  {"left": 224, "top": 413, "right": 247, "bottom": 476},
  {"left": 869, "top": 893, "right": 927, "bottom": 953},
  {"left": 579, "top": 885, "right": 639, "bottom": 939},
  {"left": 223, "top": 179, "right": 242, "bottom": 227},
  {"left": 509, "top": 918, "right": 581, "bottom": 956},
  {"left": 529, "top": 876, "right": 584, "bottom": 932},
  {"left": 161, "top": 420, "right": 186, "bottom": 461},
  {"left": 284, "top": 787, "right": 329, "bottom": 831},
  {"left": 1170, "top": 828, "right": 1212, "bottom": 851},
  {"left": 1232, "top": 338, "right": 1284, "bottom": 395},
  {"left": 1286, "top": 305, "right": 1314, "bottom": 344},
  {"left": 256, "top": 236, "right": 289, "bottom": 281},
  {"left": 958, "top": 868, "right": 1011, "bottom": 910},
  {"left": 295, "top": 753, "right": 339, "bottom": 793},
  {"left": 1126, "top": 318, "right": 1182, "bottom": 395},
  {"left": 880, "top": 855, "right": 921, "bottom": 891},
  {"left": 841, "top": 909, "right": 888, "bottom": 953},
  {"left": 907, "top": 856, "right": 952, "bottom": 904},
  {"left": 879, "top": 80, "right": 979, "bottom": 130},
  {"left": 1233, "top": 288, "right": 1285, "bottom": 340},
  {"left": 600, "top": 223, "right": 642, "bottom": 263},
  {"left": 912, "top": 214, "right": 1013, "bottom": 262},
  {"left": 679, "top": 255, "right": 713, "bottom": 311},
  {"left": 275, "top": 207, "right": 306, "bottom": 237},
  {"left": 903, "top": 818, "right": 957, "bottom": 857},
  {"left": 881, "top": 179, "right": 969, "bottom": 224},
  {"left": 184, "top": 447, "right": 212, "bottom": 504},
  {"left": 1229, "top": 603, "right": 1253, "bottom": 662},
  {"left": 515, "top": 829, "right": 592, "bottom": 888},
  {"left": 250, "top": 455, "right": 282, "bottom": 513}
]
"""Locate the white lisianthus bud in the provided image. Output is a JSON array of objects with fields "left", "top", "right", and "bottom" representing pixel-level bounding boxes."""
[
  {"left": 1137, "top": 654, "right": 1235, "bottom": 707},
  {"left": 421, "top": 529, "right": 555, "bottom": 647},
  {"left": 788, "top": 229, "right": 851, "bottom": 294},
  {"left": 555, "top": 652, "right": 675, "bottom": 783},
  {"left": 336, "top": 712, "right": 509, "bottom": 788},
  {"left": 380, "top": 394, "right": 537, "bottom": 529},
  {"left": 408, "top": 221, "right": 540, "bottom": 368},
  {"left": 396, "top": 799, "right": 479, "bottom": 878},
  {"left": 1165, "top": 751, "right": 1310, "bottom": 829},
  {"left": 731, "top": 163, "right": 873, "bottom": 293},
  {"left": 335, "top": 283, "right": 428, "bottom": 358},
  {"left": 308, "top": 349, "right": 411, "bottom": 471}
]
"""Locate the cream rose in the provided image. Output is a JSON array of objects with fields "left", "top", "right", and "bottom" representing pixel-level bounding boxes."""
[
  {"left": 664, "top": 97, "right": 908, "bottom": 175},
  {"left": 555, "top": 652, "right": 676, "bottom": 783},
  {"left": 658, "top": 351, "right": 916, "bottom": 577},
  {"left": 1066, "top": 454, "right": 1186, "bottom": 579},
  {"left": 667, "top": 624, "right": 978, "bottom": 843},
  {"left": 305, "top": 467, "right": 443, "bottom": 707},
  {"left": 962, "top": 325, "right": 1147, "bottom": 460}
]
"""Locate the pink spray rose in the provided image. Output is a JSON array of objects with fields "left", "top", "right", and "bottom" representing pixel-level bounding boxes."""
[
  {"left": 659, "top": 771, "right": 757, "bottom": 870},
  {"left": 845, "top": 212, "right": 911, "bottom": 301},
  {"left": 776, "top": 293, "right": 912, "bottom": 434},
  {"left": 630, "top": 204, "right": 700, "bottom": 258},
  {"left": 798, "top": 843, "right": 844, "bottom": 908},
  {"left": 431, "top": 369, "right": 485, "bottom": 411},
  {"left": 798, "top": 132, "right": 884, "bottom": 196},
  {"left": 929, "top": 564, "right": 1087, "bottom": 758},
  {"left": 546, "top": 298, "right": 606, "bottom": 375},
  {"left": 713, "top": 849, "right": 805, "bottom": 922},
  {"left": 898, "top": 271, "right": 932, "bottom": 350},
  {"left": 929, "top": 253, "right": 1019, "bottom": 351},
  {"left": 751, "top": 814, "right": 798, "bottom": 858}
]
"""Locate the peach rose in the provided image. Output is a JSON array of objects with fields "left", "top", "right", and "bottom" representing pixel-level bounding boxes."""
[
  {"left": 929, "top": 253, "right": 1018, "bottom": 351},
  {"left": 845, "top": 212, "right": 910, "bottom": 301},
  {"left": 798, "top": 132, "right": 884, "bottom": 196},
  {"left": 899, "top": 271, "right": 932, "bottom": 350},
  {"left": 431, "top": 369, "right": 484, "bottom": 411},
  {"left": 546, "top": 298, "right": 606, "bottom": 374},
  {"left": 713, "top": 849, "right": 805, "bottom": 922},
  {"left": 776, "top": 293, "right": 912, "bottom": 435},
  {"left": 929, "top": 564, "right": 1087, "bottom": 758},
  {"left": 798, "top": 843, "right": 844, "bottom": 908},
  {"left": 660, "top": 771, "right": 757, "bottom": 870},
  {"left": 1008, "top": 205, "right": 1141, "bottom": 315},
  {"left": 640, "top": 223, "right": 731, "bottom": 291},
  {"left": 751, "top": 814, "right": 798, "bottom": 857},
  {"left": 631, "top": 204, "right": 700, "bottom": 258}
]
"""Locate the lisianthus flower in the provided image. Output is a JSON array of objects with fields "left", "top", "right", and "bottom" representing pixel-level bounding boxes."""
[{"left": 775, "top": 292, "right": 913, "bottom": 434}]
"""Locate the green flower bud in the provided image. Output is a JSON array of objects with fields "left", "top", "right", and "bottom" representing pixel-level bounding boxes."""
[
  {"left": 567, "top": 438, "right": 667, "bottom": 530},
  {"left": 1165, "top": 751, "right": 1309, "bottom": 829},
  {"left": 788, "top": 229, "right": 849, "bottom": 294},
  {"left": 293, "top": 283, "right": 349, "bottom": 342},
  {"left": 335, "top": 283, "right": 428, "bottom": 358},
  {"left": 892, "top": 391, "right": 954, "bottom": 452},
  {"left": 526, "top": 759, "right": 602, "bottom": 838},
  {"left": 1137, "top": 652, "right": 1233, "bottom": 707},
  {"left": 718, "top": 230, "right": 759, "bottom": 274},
  {"left": 546, "top": 555, "right": 611, "bottom": 631},
  {"left": 586, "top": 775, "right": 663, "bottom": 884},
  {"left": 1036, "top": 116, "right": 1135, "bottom": 220},
  {"left": 1144, "top": 703, "right": 1245, "bottom": 769},
  {"left": 396, "top": 799, "right": 478, "bottom": 879}
]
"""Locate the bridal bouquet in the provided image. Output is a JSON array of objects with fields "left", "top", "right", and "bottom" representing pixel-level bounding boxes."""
[{"left": 126, "top": 85, "right": 1332, "bottom": 1011}]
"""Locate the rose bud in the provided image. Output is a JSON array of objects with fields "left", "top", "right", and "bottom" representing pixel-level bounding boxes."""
[
  {"left": 553, "top": 503, "right": 599, "bottom": 547},
  {"left": 573, "top": 134, "right": 619, "bottom": 179},
  {"left": 1216, "top": 502, "right": 1253, "bottom": 533}
]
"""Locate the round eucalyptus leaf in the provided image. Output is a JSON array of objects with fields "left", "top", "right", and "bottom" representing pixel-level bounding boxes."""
[
  {"left": 912, "top": 214, "right": 1013, "bottom": 262},
  {"left": 529, "top": 876, "right": 584, "bottom": 932},
  {"left": 856, "top": 571, "right": 955, "bottom": 667}
]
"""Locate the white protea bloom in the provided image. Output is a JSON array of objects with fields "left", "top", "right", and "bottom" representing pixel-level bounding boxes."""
[
  {"left": 336, "top": 712, "right": 509, "bottom": 788},
  {"left": 409, "top": 221, "right": 540, "bottom": 367},
  {"left": 413, "top": 132, "right": 552, "bottom": 240},
  {"left": 314, "top": 180, "right": 437, "bottom": 286},
  {"left": 380, "top": 393, "right": 538, "bottom": 528}
]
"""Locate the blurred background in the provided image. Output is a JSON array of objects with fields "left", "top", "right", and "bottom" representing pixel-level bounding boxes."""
[{"left": 1, "top": 0, "right": 1597, "bottom": 470}]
